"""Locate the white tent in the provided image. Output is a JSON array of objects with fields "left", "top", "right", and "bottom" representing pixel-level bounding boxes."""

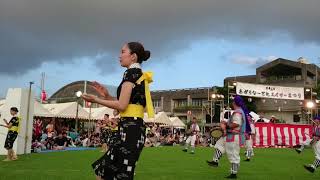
[
  {"left": 155, "top": 112, "right": 172, "bottom": 125},
  {"left": 143, "top": 113, "right": 154, "bottom": 123},
  {"left": 43, "top": 102, "right": 89, "bottom": 119},
  {"left": 144, "top": 112, "right": 172, "bottom": 125},
  {"left": 34, "top": 101, "right": 54, "bottom": 117},
  {"left": 249, "top": 111, "right": 270, "bottom": 123},
  {"left": 0, "top": 99, "right": 54, "bottom": 118},
  {"left": 169, "top": 117, "right": 186, "bottom": 128},
  {"left": 0, "top": 99, "right": 5, "bottom": 106},
  {"left": 0, "top": 99, "right": 6, "bottom": 114},
  {"left": 84, "top": 107, "right": 115, "bottom": 120},
  {"left": 0, "top": 105, "right": 3, "bottom": 114}
]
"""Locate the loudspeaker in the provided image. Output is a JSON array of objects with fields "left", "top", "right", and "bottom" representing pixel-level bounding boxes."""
[
  {"left": 293, "top": 114, "right": 300, "bottom": 122},
  {"left": 206, "top": 114, "right": 211, "bottom": 124},
  {"left": 213, "top": 104, "right": 221, "bottom": 123}
]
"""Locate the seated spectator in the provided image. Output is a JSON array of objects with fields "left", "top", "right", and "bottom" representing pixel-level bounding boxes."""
[
  {"left": 53, "top": 132, "right": 68, "bottom": 150},
  {"left": 32, "top": 140, "right": 46, "bottom": 153},
  {"left": 68, "top": 129, "right": 78, "bottom": 141},
  {"left": 270, "top": 115, "right": 276, "bottom": 123},
  {"left": 40, "top": 131, "right": 48, "bottom": 142},
  {"left": 256, "top": 116, "right": 265, "bottom": 123},
  {"left": 63, "top": 132, "right": 76, "bottom": 147},
  {"left": 164, "top": 134, "right": 175, "bottom": 146},
  {"left": 145, "top": 134, "right": 153, "bottom": 147},
  {"left": 82, "top": 135, "right": 90, "bottom": 147}
]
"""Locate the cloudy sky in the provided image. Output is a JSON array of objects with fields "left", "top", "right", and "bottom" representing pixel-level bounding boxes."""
[{"left": 1, "top": 0, "right": 320, "bottom": 98}]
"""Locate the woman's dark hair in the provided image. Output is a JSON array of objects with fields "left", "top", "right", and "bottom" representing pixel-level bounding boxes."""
[
  {"left": 10, "top": 107, "right": 19, "bottom": 113},
  {"left": 127, "top": 42, "right": 150, "bottom": 63}
]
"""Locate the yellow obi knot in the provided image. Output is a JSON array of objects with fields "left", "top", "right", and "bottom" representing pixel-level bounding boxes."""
[
  {"left": 136, "top": 71, "right": 155, "bottom": 118},
  {"left": 120, "top": 104, "right": 144, "bottom": 119},
  {"left": 111, "top": 126, "right": 118, "bottom": 132},
  {"left": 9, "top": 126, "right": 19, "bottom": 132}
]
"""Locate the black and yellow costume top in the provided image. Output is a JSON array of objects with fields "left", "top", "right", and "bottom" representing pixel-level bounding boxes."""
[
  {"left": 8, "top": 116, "right": 20, "bottom": 133},
  {"left": 4, "top": 116, "right": 20, "bottom": 149},
  {"left": 92, "top": 65, "right": 154, "bottom": 180},
  {"left": 118, "top": 68, "right": 146, "bottom": 106}
]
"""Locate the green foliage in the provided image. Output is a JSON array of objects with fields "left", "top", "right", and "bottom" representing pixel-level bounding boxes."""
[{"left": 216, "top": 86, "right": 257, "bottom": 112}]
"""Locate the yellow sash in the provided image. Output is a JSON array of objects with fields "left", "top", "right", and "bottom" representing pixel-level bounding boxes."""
[
  {"left": 120, "top": 104, "right": 144, "bottom": 118},
  {"left": 136, "top": 72, "right": 155, "bottom": 118},
  {"left": 111, "top": 126, "right": 118, "bottom": 131}
]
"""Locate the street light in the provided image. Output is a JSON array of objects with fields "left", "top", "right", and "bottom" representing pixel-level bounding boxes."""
[
  {"left": 227, "top": 81, "right": 236, "bottom": 110},
  {"left": 305, "top": 88, "right": 318, "bottom": 122},
  {"left": 75, "top": 91, "right": 82, "bottom": 133},
  {"left": 211, "top": 93, "right": 224, "bottom": 100},
  {"left": 306, "top": 101, "right": 315, "bottom": 109},
  {"left": 306, "top": 101, "right": 315, "bottom": 124},
  {"left": 76, "top": 91, "right": 82, "bottom": 98}
]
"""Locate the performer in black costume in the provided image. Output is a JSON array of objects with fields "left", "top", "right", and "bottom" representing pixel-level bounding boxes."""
[{"left": 82, "top": 42, "right": 154, "bottom": 180}]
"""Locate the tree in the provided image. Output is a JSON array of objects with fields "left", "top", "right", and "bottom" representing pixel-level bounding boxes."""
[{"left": 216, "top": 86, "right": 257, "bottom": 112}]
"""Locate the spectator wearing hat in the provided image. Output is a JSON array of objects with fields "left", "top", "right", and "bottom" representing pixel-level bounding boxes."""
[
  {"left": 270, "top": 115, "right": 276, "bottom": 123},
  {"left": 256, "top": 115, "right": 265, "bottom": 123}
]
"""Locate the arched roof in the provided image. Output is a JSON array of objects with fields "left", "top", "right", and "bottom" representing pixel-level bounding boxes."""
[{"left": 48, "top": 80, "right": 117, "bottom": 103}]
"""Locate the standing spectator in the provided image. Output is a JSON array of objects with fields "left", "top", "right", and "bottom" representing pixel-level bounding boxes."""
[
  {"left": 33, "top": 118, "right": 43, "bottom": 141},
  {"left": 46, "top": 120, "right": 54, "bottom": 134},
  {"left": 95, "top": 120, "right": 102, "bottom": 136},
  {"left": 100, "top": 114, "right": 111, "bottom": 152}
]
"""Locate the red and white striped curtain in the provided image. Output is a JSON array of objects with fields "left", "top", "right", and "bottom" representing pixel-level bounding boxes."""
[{"left": 253, "top": 123, "right": 312, "bottom": 147}]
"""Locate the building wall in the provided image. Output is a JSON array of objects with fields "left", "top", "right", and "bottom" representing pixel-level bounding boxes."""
[
  {"left": 262, "top": 112, "right": 298, "bottom": 124},
  {"left": 151, "top": 88, "right": 216, "bottom": 123},
  {"left": 226, "top": 58, "right": 320, "bottom": 124}
]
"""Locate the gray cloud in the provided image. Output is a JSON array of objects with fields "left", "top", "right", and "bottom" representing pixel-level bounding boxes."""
[
  {"left": 226, "top": 55, "right": 278, "bottom": 68},
  {"left": 1, "top": 0, "right": 319, "bottom": 75}
]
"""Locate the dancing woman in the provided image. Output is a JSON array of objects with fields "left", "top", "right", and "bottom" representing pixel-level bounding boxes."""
[{"left": 82, "top": 42, "right": 154, "bottom": 180}]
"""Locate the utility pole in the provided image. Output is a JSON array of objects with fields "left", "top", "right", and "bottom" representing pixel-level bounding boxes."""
[
  {"left": 40, "top": 72, "right": 45, "bottom": 103},
  {"left": 24, "top": 81, "right": 34, "bottom": 154}
]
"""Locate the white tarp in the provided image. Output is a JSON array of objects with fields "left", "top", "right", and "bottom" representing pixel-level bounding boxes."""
[
  {"left": 249, "top": 111, "right": 270, "bottom": 123},
  {"left": 84, "top": 107, "right": 115, "bottom": 120},
  {"left": 169, "top": 117, "right": 186, "bottom": 128},
  {"left": 34, "top": 101, "right": 54, "bottom": 117},
  {"left": 236, "top": 82, "right": 304, "bottom": 100},
  {"left": 144, "top": 112, "right": 172, "bottom": 125},
  {"left": 0, "top": 99, "right": 5, "bottom": 114},
  {"left": 43, "top": 102, "right": 89, "bottom": 119}
]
